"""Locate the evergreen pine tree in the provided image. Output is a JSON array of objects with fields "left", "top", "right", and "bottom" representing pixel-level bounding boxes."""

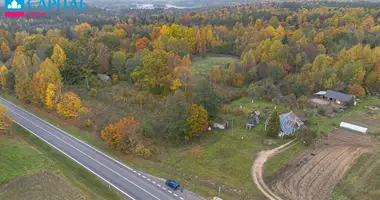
[{"left": 267, "top": 110, "right": 280, "bottom": 137}]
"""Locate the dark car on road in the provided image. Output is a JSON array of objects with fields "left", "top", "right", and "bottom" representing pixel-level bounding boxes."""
[{"left": 165, "top": 180, "right": 180, "bottom": 190}]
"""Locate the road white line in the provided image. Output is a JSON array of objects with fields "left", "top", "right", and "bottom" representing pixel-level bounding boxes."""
[
  {"left": 148, "top": 178, "right": 151, "bottom": 181},
  {"left": 180, "top": 197, "right": 184, "bottom": 200},
  {"left": 12, "top": 121, "right": 137, "bottom": 200},
  {"left": 157, "top": 184, "right": 161, "bottom": 187},
  {"left": 152, "top": 181, "right": 156, "bottom": 184},
  {"left": 143, "top": 176, "right": 146, "bottom": 178},
  {"left": 163, "top": 188, "right": 167, "bottom": 191},
  {"left": 168, "top": 191, "right": 172, "bottom": 194},
  {"left": 8, "top": 108, "right": 162, "bottom": 200},
  {"left": 138, "top": 173, "right": 141, "bottom": 176},
  {"left": 0, "top": 97, "right": 135, "bottom": 172},
  {"left": 174, "top": 194, "right": 178, "bottom": 197}
]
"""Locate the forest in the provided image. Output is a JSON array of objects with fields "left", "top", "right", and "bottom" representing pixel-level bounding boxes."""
[{"left": 0, "top": 1, "right": 379, "bottom": 158}]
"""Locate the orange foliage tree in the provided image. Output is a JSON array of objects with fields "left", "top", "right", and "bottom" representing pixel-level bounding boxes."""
[
  {"left": 136, "top": 37, "right": 149, "bottom": 51},
  {"left": 100, "top": 116, "right": 140, "bottom": 150}
]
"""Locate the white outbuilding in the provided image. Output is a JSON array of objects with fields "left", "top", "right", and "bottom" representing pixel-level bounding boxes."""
[{"left": 339, "top": 122, "right": 368, "bottom": 134}]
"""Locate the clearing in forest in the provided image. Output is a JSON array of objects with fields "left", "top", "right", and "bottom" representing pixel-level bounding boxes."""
[
  {"left": 271, "top": 128, "right": 375, "bottom": 200},
  {"left": 191, "top": 54, "right": 240, "bottom": 75}
]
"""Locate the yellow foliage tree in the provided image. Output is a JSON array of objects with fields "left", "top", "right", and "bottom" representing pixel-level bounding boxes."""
[
  {"left": 51, "top": 44, "right": 66, "bottom": 68},
  {"left": 0, "top": 65, "right": 7, "bottom": 90},
  {"left": 0, "top": 42, "right": 10, "bottom": 60},
  {"left": 187, "top": 104, "right": 208, "bottom": 139},
  {"left": 170, "top": 78, "right": 182, "bottom": 92},
  {"left": 74, "top": 23, "right": 91, "bottom": 33},
  {"left": 313, "top": 32, "right": 325, "bottom": 45},
  {"left": 57, "top": 92, "right": 82, "bottom": 119},
  {"left": 45, "top": 83, "right": 57, "bottom": 110},
  {"left": 32, "top": 58, "right": 62, "bottom": 104},
  {"left": 0, "top": 105, "right": 12, "bottom": 133}
]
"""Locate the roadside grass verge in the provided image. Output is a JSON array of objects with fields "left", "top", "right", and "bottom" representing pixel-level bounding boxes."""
[{"left": 0, "top": 124, "right": 125, "bottom": 200}]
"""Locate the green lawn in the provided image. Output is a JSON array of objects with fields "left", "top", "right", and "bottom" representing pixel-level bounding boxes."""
[
  {"left": 192, "top": 54, "right": 240, "bottom": 75},
  {"left": 0, "top": 124, "right": 125, "bottom": 200}
]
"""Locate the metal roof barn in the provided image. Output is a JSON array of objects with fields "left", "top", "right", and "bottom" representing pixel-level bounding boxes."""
[{"left": 340, "top": 122, "right": 368, "bottom": 134}]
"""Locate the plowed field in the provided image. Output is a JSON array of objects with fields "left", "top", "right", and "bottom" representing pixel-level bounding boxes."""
[{"left": 272, "top": 129, "right": 374, "bottom": 200}]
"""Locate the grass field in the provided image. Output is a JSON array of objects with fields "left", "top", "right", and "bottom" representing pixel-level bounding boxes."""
[
  {"left": 0, "top": 124, "right": 125, "bottom": 200},
  {"left": 191, "top": 54, "right": 240, "bottom": 75},
  {"left": 0, "top": 170, "right": 86, "bottom": 200}
]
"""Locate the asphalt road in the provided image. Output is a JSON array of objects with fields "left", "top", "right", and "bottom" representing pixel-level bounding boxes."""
[{"left": 0, "top": 97, "right": 185, "bottom": 200}]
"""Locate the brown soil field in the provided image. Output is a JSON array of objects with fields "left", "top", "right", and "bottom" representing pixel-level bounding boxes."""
[
  {"left": 271, "top": 129, "right": 375, "bottom": 200},
  {"left": 0, "top": 170, "right": 87, "bottom": 200}
]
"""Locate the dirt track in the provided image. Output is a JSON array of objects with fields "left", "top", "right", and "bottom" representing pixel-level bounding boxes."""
[
  {"left": 252, "top": 139, "right": 297, "bottom": 200},
  {"left": 271, "top": 129, "right": 375, "bottom": 200}
]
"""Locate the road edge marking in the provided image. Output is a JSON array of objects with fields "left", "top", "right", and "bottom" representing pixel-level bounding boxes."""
[{"left": 12, "top": 121, "right": 137, "bottom": 200}]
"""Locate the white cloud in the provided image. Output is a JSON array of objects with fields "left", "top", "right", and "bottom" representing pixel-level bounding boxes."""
[{"left": 7, "top": 0, "right": 22, "bottom": 9}]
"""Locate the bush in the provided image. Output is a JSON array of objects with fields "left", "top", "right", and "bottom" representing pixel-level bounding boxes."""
[
  {"left": 111, "top": 74, "right": 119, "bottom": 85},
  {"left": 231, "top": 108, "right": 244, "bottom": 116},
  {"left": 221, "top": 104, "right": 229, "bottom": 114},
  {"left": 318, "top": 107, "right": 327, "bottom": 116},
  {"left": 119, "top": 74, "right": 128, "bottom": 81},
  {"left": 88, "top": 76, "right": 100, "bottom": 88},
  {"left": 135, "top": 144, "right": 153, "bottom": 158},
  {"left": 84, "top": 119, "right": 92, "bottom": 127},
  {"left": 90, "top": 88, "right": 98, "bottom": 97}
]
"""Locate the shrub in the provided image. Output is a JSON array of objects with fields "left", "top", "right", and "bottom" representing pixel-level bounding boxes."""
[
  {"left": 318, "top": 107, "right": 327, "bottom": 116},
  {"left": 90, "top": 88, "right": 98, "bottom": 97},
  {"left": 119, "top": 74, "right": 128, "bottom": 81},
  {"left": 84, "top": 119, "right": 92, "bottom": 127},
  {"left": 231, "top": 108, "right": 244, "bottom": 116},
  {"left": 111, "top": 74, "right": 119, "bottom": 85},
  {"left": 135, "top": 144, "right": 153, "bottom": 158},
  {"left": 221, "top": 104, "right": 229, "bottom": 114}
]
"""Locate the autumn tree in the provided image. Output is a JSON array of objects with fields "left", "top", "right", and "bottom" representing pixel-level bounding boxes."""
[
  {"left": 267, "top": 110, "right": 280, "bottom": 138},
  {"left": 100, "top": 116, "right": 140, "bottom": 152},
  {"left": 0, "top": 65, "right": 7, "bottom": 91},
  {"left": 111, "top": 51, "right": 126, "bottom": 75},
  {"left": 131, "top": 49, "right": 172, "bottom": 91},
  {"left": 51, "top": 44, "right": 66, "bottom": 68},
  {"left": 136, "top": 37, "right": 150, "bottom": 51},
  {"left": 0, "top": 105, "right": 12, "bottom": 134},
  {"left": 348, "top": 84, "right": 366, "bottom": 98},
  {"left": 209, "top": 66, "right": 221, "bottom": 83},
  {"left": 187, "top": 104, "right": 208, "bottom": 140},
  {"left": 32, "top": 58, "right": 62, "bottom": 105},
  {"left": 74, "top": 23, "right": 91, "bottom": 33},
  {"left": 13, "top": 50, "right": 32, "bottom": 102},
  {"left": 57, "top": 92, "right": 82, "bottom": 118},
  {"left": 45, "top": 83, "right": 57, "bottom": 110},
  {"left": 0, "top": 42, "right": 10, "bottom": 62}
]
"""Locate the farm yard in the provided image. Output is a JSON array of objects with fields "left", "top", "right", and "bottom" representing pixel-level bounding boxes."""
[{"left": 265, "top": 99, "right": 380, "bottom": 200}]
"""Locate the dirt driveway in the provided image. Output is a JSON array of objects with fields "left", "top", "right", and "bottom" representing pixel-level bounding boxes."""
[{"left": 271, "top": 129, "right": 375, "bottom": 200}]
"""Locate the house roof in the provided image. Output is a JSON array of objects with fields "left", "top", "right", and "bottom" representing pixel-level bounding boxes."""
[
  {"left": 325, "top": 90, "right": 354, "bottom": 102},
  {"left": 315, "top": 91, "right": 326, "bottom": 95},
  {"left": 315, "top": 90, "right": 354, "bottom": 102},
  {"left": 279, "top": 111, "right": 304, "bottom": 133},
  {"left": 97, "top": 74, "right": 110, "bottom": 82}
]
